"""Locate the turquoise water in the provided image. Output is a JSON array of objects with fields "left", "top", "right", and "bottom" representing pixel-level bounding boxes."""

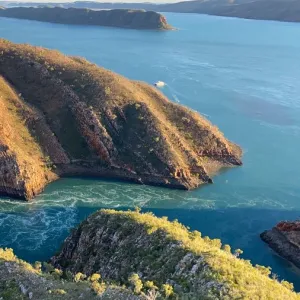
[{"left": 1, "top": 13, "right": 300, "bottom": 288}]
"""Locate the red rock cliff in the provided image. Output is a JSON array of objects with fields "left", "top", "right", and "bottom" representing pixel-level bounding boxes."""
[{"left": 0, "top": 39, "right": 242, "bottom": 200}]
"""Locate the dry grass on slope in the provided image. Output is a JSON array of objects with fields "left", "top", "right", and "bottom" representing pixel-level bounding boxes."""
[
  {"left": 100, "top": 209, "right": 300, "bottom": 300},
  {"left": 0, "top": 76, "right": 56, "bottom": 198},
  {"left": 0, "top": 39, "right": 242, "bottom": 190}
]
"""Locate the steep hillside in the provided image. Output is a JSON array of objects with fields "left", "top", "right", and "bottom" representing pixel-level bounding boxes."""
[
  {"left": 0, "top": 39, "right": 242, "bottom": 200},
  {"left": 0, "top": 248, "right": 141, "bottom": 299},
  {"left": 51, "top": 209, "right": 299, "bottom": 299},
  {"left": 2, "top": 210, "right": 297, "bottom": 299},
  {"left": 0, "top": 75, "right": 58, "bottom": 199},
  {"left": 0, "top": 7, "right": 172, "bottom": 30}
]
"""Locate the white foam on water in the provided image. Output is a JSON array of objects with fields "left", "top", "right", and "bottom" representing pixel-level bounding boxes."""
[{"left": 0, "top": 175, "right": 297, "bottom": 253}]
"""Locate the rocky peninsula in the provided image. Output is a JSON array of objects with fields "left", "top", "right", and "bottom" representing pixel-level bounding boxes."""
[
  {"left": 50, "top": 209, "right": 299, "bottom": 299},
  {"left": 0, "top": 39, "right": 242, "bottom": 200},
  {"left": 0, "top": 7, "right": 172, "bottom": 30},
  {"left": 261, "top": 221, "right": 300, "bottom": 269},
  {"left": 0, "top": 209, "right": 298, "bottom": 299}
]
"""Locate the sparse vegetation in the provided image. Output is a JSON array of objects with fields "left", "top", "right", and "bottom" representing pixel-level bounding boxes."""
[
  {"left": 33, "top": 261, "right": 42, "bottom": 272},
  {"left": 88, "top": 273, "right": 101, "bottom": 282},
  {"left": 52, "top": 268, "right": 63, "bottom": 279},
  {"left": 0, "top": 210, "right": 299, "bottom": 299},
  {"left": 49, "top": 289, "right": 67, "bottom": 295},
  {"left": 0, "top": 248, "right": 140, "bottom": 299},
  {"left": 54, "top": 209, "right": 300, "bottom": 300},
  {"left": 91, "top": 281, "right": 106, "bottom": 295},
  {"left": 222, "top": 244, "right": 231, "bottom": 254},
  {"left": 144, "top": 281, "right": 158, "bottom": 291},
  {"left": 74, "top": 272, "right": 86, "bottom": 282},
  {"left": 0, "top": 39, "right": 242, "bottom": 200},
  {"left": 161, "top": 284, "right": 173, "bottom": 298},
  {"left": 234, "top": 248, "right": 243, "bottom": 257},
  {"left": 0, "top": 74, "right": 57, "bottom": 200},
  {"left": 129, "top": 273, "right": 143, "bottom": 294}
]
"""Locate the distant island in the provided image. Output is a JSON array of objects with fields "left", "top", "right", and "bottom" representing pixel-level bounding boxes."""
[
  {"left": 1, "top": 0, "right": 300, "bottom": 23},
  {"left": 0, "top": 7, "right": 173, "bottom": 30},
  {"left": 0, "top": 39, "right": 242, "bottom": 200},
  {"left": 0, "top": 209, "right": 299, "bottom": 299}
]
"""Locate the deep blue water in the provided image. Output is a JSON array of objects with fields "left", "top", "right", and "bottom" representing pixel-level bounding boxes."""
[{"left": 1, "top": 13, "right": 300, "bottom": 289}]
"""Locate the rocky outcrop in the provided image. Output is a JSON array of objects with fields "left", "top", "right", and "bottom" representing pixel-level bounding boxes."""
[
  {"left": 0, "top": 248, "right": 141, "bottom": 299},
  {"left": 0, "top": 75, "right": 58, "bottom": 199},
  {"left": 261, "top": 221, "right": 300, "bottom": 269},
  {"left": 51, "top": 209, "right": 299, "bottom": 299},
  {"left": 0, "top": 7, "right": 172, "bottom": 30},
  {"left": 0, "top": 39, "right": 242, "bottom": 200},
  {"left": 0, "top": 211, "right": 298, "bottom": 299}
]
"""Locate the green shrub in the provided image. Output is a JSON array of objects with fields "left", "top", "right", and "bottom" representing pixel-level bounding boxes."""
[
  {"left": 91, "top": 281, "right": 106, "bottom": 295},
  {"left": 74, "top": 272, "right": 86, "bottom": 282},
  {"left": 104, "top": 86, "right": 111, "bottom": 96},
  {"left": 222, "top": 244, "right": 231, "bottom": 254},
  {"left": 88, "top": 273, "right": 101, "bottom": 282},
  {"left": 144, "top": 280, "right": 158, "bottom": 290},
  {"left": 42, "top": 262, "right": 55, "bottom": 273},
  {"left": 234, "top": 249, "right": 243, "bottom": 257},
  {"left": 190, "top": 230, "right": 201, "bottom": 240},
  {"left": 0, "top": 248, "right": 16, "bottom": 261},
  {"left": 63, "top": 270, "right": 73, "bottom": 281},
  {"left": 281, "top": 280, "right": 294, "bottom": 291},
  {"left": 134, "top": 207, "right": 142, "bottom": 213},
  {"left": 49, "top": 289, "right": 67, "bottom": 295},
  {"left": 52, "top": 268, "right": 63, "bottom": 279},
  {"left": 33, "top": 261, "right": 42, "bottom": 272},
  {"left": 255, "top": 265, "right": 271, "bottom": 276},
  {"left": 128, "top": 273, "right": 143, "bottom": 294},
  {"left": 210, "top": 239, "right": 222, "bottom": 249},
  {"left": 161, "top": 284, "right": 173, "bottom": 298}
]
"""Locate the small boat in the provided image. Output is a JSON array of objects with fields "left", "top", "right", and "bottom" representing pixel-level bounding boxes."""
[{"left": 154, "top": 81, "right": 165, "bottom": 88}]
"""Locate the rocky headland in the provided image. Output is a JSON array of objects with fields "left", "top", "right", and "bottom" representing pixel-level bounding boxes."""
[
  {"left": 0, "top": 7, "right": 172, "bottom": 30},
  {"left": 50, "top": 209, "right": 299, "bottom": 299},
  {"left": 0, "top": 39, "right": 242, "bottom": 200},
  {"left": 0, "top": 209, "right": 299, "bottom": 299},
  {"left": 261, "top": 221, "right": 300, "bottom": 269}
]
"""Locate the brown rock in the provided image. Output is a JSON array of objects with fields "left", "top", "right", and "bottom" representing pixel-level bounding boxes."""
[
  {"left": 0, "top": 39, "right": 242, "bottom": 200},
  {"left": 261, "top": 221, "right": 300, "bottom": 268}
]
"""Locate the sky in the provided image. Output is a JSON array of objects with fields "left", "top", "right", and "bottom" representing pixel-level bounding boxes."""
[{"left": 13, "top": 0, "right": 183, "bottom": 2}]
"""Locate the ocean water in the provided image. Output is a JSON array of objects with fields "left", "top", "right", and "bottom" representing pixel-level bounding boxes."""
[{"left": 1, "top": 13, "right": 300, "bottom": 288}]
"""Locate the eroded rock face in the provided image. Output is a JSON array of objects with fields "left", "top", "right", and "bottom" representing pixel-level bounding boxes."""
[
  {"left": 0, "top": 248, "right": 141, "bottom": 300},
  {"left": 50, "top": 210, "right": 231, "bottom": 298},
  {"left": 0, "top": 75, "right": 58, "bottom": 199},
  {"left": 0, "top": 39, "right": 242, "bottom": 200},
  {"left": 0, "top": 7, "right": 173, "bottom": 30},
  {"left": 261, "top": 221, "right": 300, "bottom": 268},
  {"left": 51, "top": 210, "right": 300, "bottom": 299}
]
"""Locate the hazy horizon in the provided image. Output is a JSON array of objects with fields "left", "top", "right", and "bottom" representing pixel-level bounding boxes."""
[{"left": 3, "top": 0, "right": 185, "bottom": 2}]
